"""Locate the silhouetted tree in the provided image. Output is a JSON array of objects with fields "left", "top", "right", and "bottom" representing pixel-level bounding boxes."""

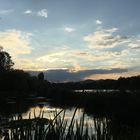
[
  {"left": 38, "top": 72, "right": 44, "bottom": 80},
  {"left": 0, "top": 46, "right": 14, "bottom": 72}
]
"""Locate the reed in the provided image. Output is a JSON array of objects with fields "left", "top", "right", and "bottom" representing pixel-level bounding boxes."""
[{"left": 1, "top": 109, "right": 140, "bottom": 140}]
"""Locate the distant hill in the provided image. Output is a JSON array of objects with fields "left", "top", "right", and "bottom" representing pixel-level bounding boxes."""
[{"left": 27, "top": 68, "right": 128, "bottom": 83}]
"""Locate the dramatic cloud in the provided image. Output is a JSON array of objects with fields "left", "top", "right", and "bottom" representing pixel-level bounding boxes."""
[
  {"left": 96, "top": 19, "right": 102, "bottom": 25},
  {"left": 0, "top": 29, "right": 32, "bottom": 68},
  {"left": 36, "top": 43, "right": 131, "bottom": 72},
  {"left": 84, "top": 28, "right": 128, "bottom": 49},
  {"left": 3, "top": 26, "right": 138, "bottom": 75},
  {"left": 24, "top": 9, "right": 48, "bottom": 18},
  {"left": 29, "top": 68, "right": 128, "bottom": 82},
  {"left": 64, "top": 27, "right": 75, "bottom": 32},
  {"left": 82, "top": 27, "right": 140, "bottom": 72}
]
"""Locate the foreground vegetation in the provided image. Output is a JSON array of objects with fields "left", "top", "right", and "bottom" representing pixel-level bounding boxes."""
[{"left": 1, "top": 109, "right": 140, "bottom": 140}]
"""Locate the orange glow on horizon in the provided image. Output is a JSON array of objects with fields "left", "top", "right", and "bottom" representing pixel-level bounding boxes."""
[{"left": 83, "top": 72, "right": 140, "bottom": 80}]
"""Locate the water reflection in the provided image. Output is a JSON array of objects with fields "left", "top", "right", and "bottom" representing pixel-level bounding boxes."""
[
  {"left": 22, "top": 105, "right": 92, "bottom": 126},
  {"left": 75, "top": 89, "right": 120, "bottom": 93},
  {"left": 1, "top": 100, "right": 140, "bottom": 140}
]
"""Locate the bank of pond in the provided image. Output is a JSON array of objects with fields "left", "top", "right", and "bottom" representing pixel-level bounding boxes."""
[
  {"left": 0, "top": 89, "right": 140, "bottom": 139},
  {"left": 1, "top": 108, "right": 140, "bottom": 140}
]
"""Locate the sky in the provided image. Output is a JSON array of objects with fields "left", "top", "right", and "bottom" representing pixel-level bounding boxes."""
[{"left": 0, "top": 0, "right": 140, "bottom": 82}]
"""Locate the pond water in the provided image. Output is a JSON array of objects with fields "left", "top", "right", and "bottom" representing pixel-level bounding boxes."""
[
  {"left": 21, "top": 103, "right": 96, "bottom": 130},
  {"left": 1, "top": 92, "right": 140, "bottom": 139},
  {"left": 75, "top": 89, "right": 120, "bottom": 93},
  {"left": 22, "top": 105, "right": 84, "bottom": 120},
  {"left": 5, "top": 102, "right": 99, "bottom": 137}
]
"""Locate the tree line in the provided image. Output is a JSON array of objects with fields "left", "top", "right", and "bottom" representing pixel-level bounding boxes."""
[
  {"left": 1, "top": 47, "right": 140, "bottom": 96},
  {"left": 0, "top": 47, "right": 51, "bottom": 98}
]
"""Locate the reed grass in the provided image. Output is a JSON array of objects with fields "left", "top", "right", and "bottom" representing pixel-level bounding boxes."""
[{"left": 1, "top": 109, "right": 140, "bottom": 140}]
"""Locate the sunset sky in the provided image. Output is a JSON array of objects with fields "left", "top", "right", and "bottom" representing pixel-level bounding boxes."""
[{"left": 0, "top": 0, "right": 140, "bottom": 81}]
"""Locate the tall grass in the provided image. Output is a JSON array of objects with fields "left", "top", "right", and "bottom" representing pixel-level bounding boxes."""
[{"left": 1, "top": 109, "right": 140, "bottom": 140}]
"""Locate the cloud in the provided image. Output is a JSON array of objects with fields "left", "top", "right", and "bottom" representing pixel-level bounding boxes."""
[
  {"left": 37, "top": 46, "right": 75, "bottom": 63},
  {"left": 36, "top": 47, "right": 88, "bottom": 71},
  {"left": 24, "top": 10, "right": 33, "bottom": 14},
  {"left": 16, "top": 58, "right": 48, "bottom": 71},
  {"left": 37, "top": 51, "right": 67, "bottom": 63},
  {"left": 2, "top": 27, "right": 137, "bottom": 73},
  {"left": 37, "top": 9, "right": 48, "bottom": 18},
  {"left": 96, "top": 19, "right": 102, "bottom": 25},
  {"left": 0, "top": 29, "right": 32, "bottom": 68},
  {"left": 0, "top": 9, "right": 14, "bottom": 15},
  {"left": 36, "top": 44, "right": 130, "bottom": 72},
  {"left": 128, "top": 39, "right": 140, "bottom": 49},
  {"left": 99, "top": 50, "right": 128, "bottom": 57},
  {"left": 64, "top": 27, "right": 75, "bottom": 33},
  {"left": 84, "top": 28, "right": 128, "bottom": 49},
  {"left": 75, "top": 50, "right": 128, "bottom": 58},
  {"left": 75, "top": 51, "right": 89, "bottom": 56},
  {"left": 29, "top": 68, "right": 128, "bottom": 82},
  {"left": 82, "top": 27, "right": 140, "bottom": 71},
  {"left": 24, "top": 9, "right": 48, "bottom": 18}
]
